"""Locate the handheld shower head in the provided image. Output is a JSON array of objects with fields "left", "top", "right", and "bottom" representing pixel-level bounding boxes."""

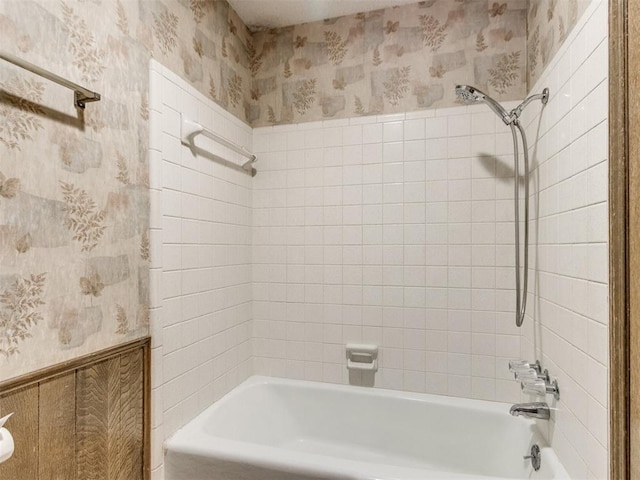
[
  {"left": 455, "top": 84, "right": 511, "bottom": 125},
  {"left": 453, "top": 82, "right": 550, "bottom": 329},
  {"left": 455, "top": 84, "right": 483, "bottom": 102}
]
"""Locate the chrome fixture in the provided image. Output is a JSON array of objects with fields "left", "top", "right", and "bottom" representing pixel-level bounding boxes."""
[
  {"left": 509, "top": 359, "right": 542, "bottom": 375},
  {"left": 524, "top": 444, "right": 542, "bottom": 471},
  {"left": 455, "top": 85, "right": 549, "bottom": 126},
  {"left": 0, "top": 50, "right": 101, "bottom": 109},
  {"left": 521, "top": 377, "right": 560, "bottom": 400},
  {"left": 514, "top": 368, "right": 545, "bottom": 382},
  {"left": 509, "top": 359, "right": 560, "bottom": 400},
  {"left": 454, "top": 85, "right": 512, "bottom": 125},
  {"left": 455, "top": 85, "right": 549, "bottom": 327},
  {"left": 509, "top": 402, "right": 550, "bottom": 420},
  {"left": 512, "top": 365, "right": 548, "bottom": 382}
]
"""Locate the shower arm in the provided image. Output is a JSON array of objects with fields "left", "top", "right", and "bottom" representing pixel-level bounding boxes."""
[{"left": 509, "top": 88, "right": 550, "bottom": 123}]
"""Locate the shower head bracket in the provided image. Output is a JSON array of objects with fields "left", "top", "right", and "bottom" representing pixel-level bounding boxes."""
[
  {"left": 509, "top": 87, "right": 551, "bottom": 123},
  {"left": 541, "top": 88, "right": 550, "bottom": 105}
]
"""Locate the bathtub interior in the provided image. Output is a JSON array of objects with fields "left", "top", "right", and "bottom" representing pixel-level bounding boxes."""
[{"left": 167, "top": 377, "right": 568, "bottom": 480}]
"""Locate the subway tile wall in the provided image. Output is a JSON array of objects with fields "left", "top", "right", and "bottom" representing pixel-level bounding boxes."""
[
  {"left": 251, "top": 101, "right": 532, "bottom": 401},
  {"left": 148, "top": 61, "right": 253, "bottom": 480},
  {"left": 520, "top": 1, "right": 609, "bottom": 478}
]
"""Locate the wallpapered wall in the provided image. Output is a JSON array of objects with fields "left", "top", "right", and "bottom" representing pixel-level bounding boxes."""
[
  {"left": 526, "top": 0, "right": 591, "bottom": 89},
  {"left": 0, "top": 0, "right": 593, "bottom": 381},
  {"left": 248, "top": 0, "right": 528, "bottom": 127},
  {"left": 246, "top": 0, "right": 591, "bottom": 127},
  {"left": 0, "top": 0, "right": 250, "bottom": 381}
]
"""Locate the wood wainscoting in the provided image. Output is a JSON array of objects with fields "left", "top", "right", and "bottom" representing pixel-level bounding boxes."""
[{"left": 0, "top": 337, "right": 150, "bottom": 480}]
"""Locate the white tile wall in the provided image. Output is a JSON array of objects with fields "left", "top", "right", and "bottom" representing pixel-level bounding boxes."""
[
  {"left": 148, "top": 61, "right": 253, "bottom": 480},
  {"left": 521, "top": 2, "right": 609, "bottom": 478},
  {"left": 250, "top": 2, "right": 609, "bottom": 476},
  {"left": 252, "top": 100, "right": 531, "bottom": 401},
  {"left": 147, "top": 2, "right": 609, "bottom": 477}
]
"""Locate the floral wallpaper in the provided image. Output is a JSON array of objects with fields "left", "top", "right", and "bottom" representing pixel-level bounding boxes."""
[
  {"left": 0, "top": 0, "right": 593, "bottom": 381},
  {"left": 138, "top": 0, "right": 253, "bottom": 121},
  {"left": 526, "top": 0, "right": 591, "bottom": 89},
  {"left": 0, "top": 0, "right": 145, "bottom": 380},
  {"left": 248, "top": 0, "right": 529, "bottom": 127},
  {"left": 0, "top": 0, "right": 251, "bottom": 381}
]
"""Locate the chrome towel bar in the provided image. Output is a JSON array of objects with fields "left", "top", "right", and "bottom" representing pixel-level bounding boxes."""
[{"left": 0, "top": 51, "right": 101, "bottom": 109}]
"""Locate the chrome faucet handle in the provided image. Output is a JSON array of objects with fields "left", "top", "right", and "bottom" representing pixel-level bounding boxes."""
[
  {"left": 509, "top": 360, "right": 542, "bottom": 374},
  {"left": 508, "top": 360, "right": 529, "bottom": 370},
  {"left": 513, "top": 368, "right": 538, "bottom": 381},
  {"left": 521, "top": 377, "right": 560, "bottom": 400},
  {"left": 521, "top": 378, "right": 546, "bottom": 396},
  {"left": 514, "top": 367, "right": 550, "bottom": 382}
]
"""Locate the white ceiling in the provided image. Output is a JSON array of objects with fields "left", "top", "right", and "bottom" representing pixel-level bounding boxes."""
[{"left": 227, "top": 0, "right": 422, "bottom": 31}]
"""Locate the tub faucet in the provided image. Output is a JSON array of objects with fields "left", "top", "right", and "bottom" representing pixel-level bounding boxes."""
[{"left": 509, "top": 402, "right": 550, "bottom": 420}]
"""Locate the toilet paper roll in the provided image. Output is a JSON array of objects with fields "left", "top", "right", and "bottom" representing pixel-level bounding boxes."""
[{"left": 0, "top": 427, "right": 14, "bottom": 464}]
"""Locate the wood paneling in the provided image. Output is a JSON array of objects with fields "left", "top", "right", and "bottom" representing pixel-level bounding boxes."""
[
  {"left": 117, "top": 349, "right": 144, "bottom": 480},
  {"left": 0, "top": 386, "right": 38, "bottom": 479},
  {"left": 610, "top": 0, "right": 636, "bottom": 478},
  {"left": 39, "top": 374, "right": 76, "bottom": 480},
  {"left": 76, "top": 358, "right": 112, "bottom": 480},
  {"left": 0, "top": 338, "right": 150, "bottom": 395},
  {"left": 0, "top": 338, "right": 150, "bottom": 480}
]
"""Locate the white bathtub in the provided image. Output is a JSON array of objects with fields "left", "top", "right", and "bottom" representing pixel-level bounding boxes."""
[{"left": 165, "top": 376, "right": 569, "bottom": 480}]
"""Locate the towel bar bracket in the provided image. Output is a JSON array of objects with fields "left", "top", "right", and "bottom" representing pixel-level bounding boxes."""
[{"left": 75, "top": 90, "right": 101, "bottom": 109}]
